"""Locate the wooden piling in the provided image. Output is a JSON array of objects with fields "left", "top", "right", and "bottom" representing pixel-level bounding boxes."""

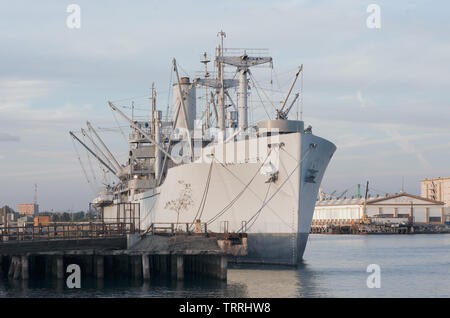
[
  {"left": 142, "top": 254, "right": 150, "bottom": 280},
  {"left": 8, "top": 256, "right": 15, "bottom": 278},
  {"left": 160, "top": 255, "right": 167, "bottom": 276},
  {"left": 56, "top": 255, "right": 64, "bottom": 280},
  {"left": 13, "top": 257, "right": 21, "bottom": 280},
  {"left": 21, "top": 255, "right": 29, "bottom": 280},
  {"left": 0, "top": 234, "right": 229, "bottom": 281},
  {"left": 176, "top": 255, "right": 184, "bottom": 281},
  {"left": 219, "top": 255, "right": 227, "bottom": 281},
  {"left": 133, "top": 255, "right": 142, "bottom": 280},
  {"left": 96, "top": 255, "right": 104, "bottom": 279},
  {"left": 44, "top": 256, "right": 53, "bottom": 279},
  {"left": 85, "top": 255, "right": 94, "bottom": 277},
  {"left": 154, "top": 255, "right": 160, "bottom": 273}
]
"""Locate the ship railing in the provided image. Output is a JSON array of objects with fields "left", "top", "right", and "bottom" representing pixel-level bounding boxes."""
[
  {"left": 146, "top": 222, "right": 207, "bottom": 236},
  {"left": 0, "top": 222, "right": 138, "bottom": 242},
  {"left": 144, "top": 222, "right": 247, "bottom": 242}
]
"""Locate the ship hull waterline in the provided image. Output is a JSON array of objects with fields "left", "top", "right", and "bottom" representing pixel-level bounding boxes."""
[{"left": 103, "top": 132, "right": 336, "bottom": 265}]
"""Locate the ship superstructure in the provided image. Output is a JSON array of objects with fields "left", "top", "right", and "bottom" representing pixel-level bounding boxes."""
[{"left": 71, "top": 32, "right": 336, "bottom": 265}]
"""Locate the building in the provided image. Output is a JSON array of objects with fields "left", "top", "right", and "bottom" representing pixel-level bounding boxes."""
[
  {"left": 17, "top": 215, "right": 34, "bottom": 227},
  {"left": 0, "top": 206, "right": 16, "bottom": 225},
  {"left": 421, "top": 177, "right": 450, "bottom": 207},
  {"left": 17, "top": 203, "right": 39, "bottom": 217},
  {"left": 34, "top": 216, "right": 51, "bottom": 226},
  {"left": 314, "top": 192, "right": 445, "bottom": 224}
]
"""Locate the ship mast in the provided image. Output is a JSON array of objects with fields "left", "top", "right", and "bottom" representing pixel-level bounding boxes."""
[
  {"left": 194, "top": 32, "right": 238, "bottom": 134},
  {"left": 108, "top": 101, "right": 175, "bottom": 162},
  {"left": 216, "top": 52, "right": 272, "bottom": 131},
  {"left": 151, "top": 82, "right": 156, "bottom": 134},
  {"left": 217, "top": 30, "right": 226, "bottom": 137},
  {"left": 200, "top": 52, "right": 211, "bottom": 130}
]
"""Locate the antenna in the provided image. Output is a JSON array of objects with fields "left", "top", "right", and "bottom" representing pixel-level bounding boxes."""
[
  {"left": 34, "top": 183, "right": 38, "bottom": 205},
  {"left": 363, "top": 180, "right": 369, "bottom": 220},
  {"left": 300, "top": 68, "right": 304, "bottom": 120},
  {"left": 151, "top": 82, "right": 156, "bottom": 133},
  {"left": 217, "top": 30, "right": 226, "bottom": 134},
  {"left": 200, "top": 52, "right": 211, "bottom": 129},
  {"left": 217, "top": 30, "right": 226, "bottom": 55}
]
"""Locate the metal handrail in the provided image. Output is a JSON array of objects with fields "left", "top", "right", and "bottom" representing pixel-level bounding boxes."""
[
  {"left": 0, "top": 222, "right": 137, "bottom": 242},
  {"left": 147, "top": 222, "right": 209, "bottom": 235}
]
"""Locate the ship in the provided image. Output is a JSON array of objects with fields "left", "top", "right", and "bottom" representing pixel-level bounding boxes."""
[{"left": 70, "top": 32, "right": 336, "bottom": 266}]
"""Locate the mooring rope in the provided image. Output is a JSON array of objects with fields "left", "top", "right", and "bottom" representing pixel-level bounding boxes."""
[
  {"left": 190, "top": 159, "right": 214, "bottom": 227},
  {"left": 206, "top": 148, "right": 273, "bottom": 226},
  {"left": 241, "top": 182, "right": 271, "bottom": 232},
  {"left": 237, "top": 147, "right": 313, "bottom": 233}
]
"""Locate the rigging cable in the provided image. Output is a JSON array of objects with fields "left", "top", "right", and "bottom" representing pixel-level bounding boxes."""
[
  {"left": 241, "top": 182, "right": 271, "bottom": 232},
  {"left": 190, "top": 159, "right": 214, "bottom": 228},
  {"left": 299, "top": 67, "right": 304, "bottom": 120},
  {"left": 141, "top": 194, "right": 160, "bottom": 234},
  {"left": 237, "top": 146, "right": 313, "bottom": 233},
  {"left": 208, "top": 150, "right": 297, "bottom": 231},
  {"left": 71, "top": 137, "right": 97, "bottom": 195},
  {"left": 206, "top": 148, "right": 273, "bottom": 226},
  {"left": 165, "top": 64, "right": 174, "bottom": 123},
  {"left": 248, "top": 73, "right": 271, "bottom": 120},
  {"left": 249, "top": 71, "right": 278, "bottom": 114},
  {"left": 81, "top": 133, "right": 98, "bottom": 186},
  {"left": 110, "top": 108, "right": 129, "bottom": 144}
]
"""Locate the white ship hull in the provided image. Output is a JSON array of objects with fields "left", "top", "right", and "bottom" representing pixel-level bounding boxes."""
[
  {"left": 120, "top": 131, "right": 336, "bottom": 265},
  {"left": 78, "top": 34, "right": 336, "bottom": 266}
]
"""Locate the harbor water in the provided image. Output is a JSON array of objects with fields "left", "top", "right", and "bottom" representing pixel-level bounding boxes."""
[{"left": 0, "top": 234, "right": 449, "bottom": 298}]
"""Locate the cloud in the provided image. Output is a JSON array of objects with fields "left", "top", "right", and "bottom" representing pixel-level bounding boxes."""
[
  {"left": 0, "top": 0, "right": 449, "bottom": 210},
  {"left": 0, "top": 132, "right": 20, "bottom": 142},
  {"left": 374, "top": 125, "right": 432, "bottom": 170},
  {"left": 0, "top": 79, "right": 57, "bottom": 110}
]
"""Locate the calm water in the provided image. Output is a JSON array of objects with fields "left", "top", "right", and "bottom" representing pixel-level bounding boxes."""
[{"left": 1, "top": 234, "right": 449, "bottom": 298}]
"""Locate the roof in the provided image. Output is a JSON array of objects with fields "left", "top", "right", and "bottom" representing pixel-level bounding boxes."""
[
  {"left": 366, "top": 192, "right": 444, "bottom": 205},
  {"left": 421, "top": 176, "right": 450, "bottom": 182},
  {"left": 316, "top": 197, "right": 364, "bottom": 206},
  {"left": 316, "top": 191, "right": 444, "bottom": 207}
]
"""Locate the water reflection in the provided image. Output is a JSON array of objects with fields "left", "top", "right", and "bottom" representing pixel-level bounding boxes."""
[{"left": 0, "top": 235, "right": 449, "bottom": 297}]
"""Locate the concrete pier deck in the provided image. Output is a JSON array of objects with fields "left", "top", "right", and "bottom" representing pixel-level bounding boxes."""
[{"left": 0, "top": 234, "right": 229, "bottom": 282}]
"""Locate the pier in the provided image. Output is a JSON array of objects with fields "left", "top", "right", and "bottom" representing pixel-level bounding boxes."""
[
  {"left": 0, "top": 248, "right": 227, "bottom": 282},
  {"left": 0, "top": 222, "right": 246, "bottom": 282},
  {"left": 310, "top": 219, "right": 449, "bottom": 234}
]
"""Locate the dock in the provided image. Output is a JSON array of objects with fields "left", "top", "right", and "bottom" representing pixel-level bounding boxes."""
[
  {"left": 310, "top": 219, "right": 449, "bottom": 234},
  {"left": 0, "top": 222, "right": 247, "bottom": 282}
]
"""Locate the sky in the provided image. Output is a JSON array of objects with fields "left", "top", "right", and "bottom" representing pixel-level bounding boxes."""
[{"left": 0, "top": 0, "right": 449, "bottom": 211}]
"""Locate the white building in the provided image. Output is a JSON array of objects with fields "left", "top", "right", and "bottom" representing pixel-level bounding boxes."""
[
  {"left": 314, "top": 192, "right": 445, "bottom": 224},
  {"left": 421, "top": 177, "right": 450, "bottom": 207}
]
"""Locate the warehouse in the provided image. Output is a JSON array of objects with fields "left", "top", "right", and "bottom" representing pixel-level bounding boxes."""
[{"left": 314, "top": 192, "right": 445, "bottom": 224}]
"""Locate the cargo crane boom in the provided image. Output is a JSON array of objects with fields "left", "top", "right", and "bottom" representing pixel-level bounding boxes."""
[{"left": 69, "top": 131, "right": 116, "bottom": 175}]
